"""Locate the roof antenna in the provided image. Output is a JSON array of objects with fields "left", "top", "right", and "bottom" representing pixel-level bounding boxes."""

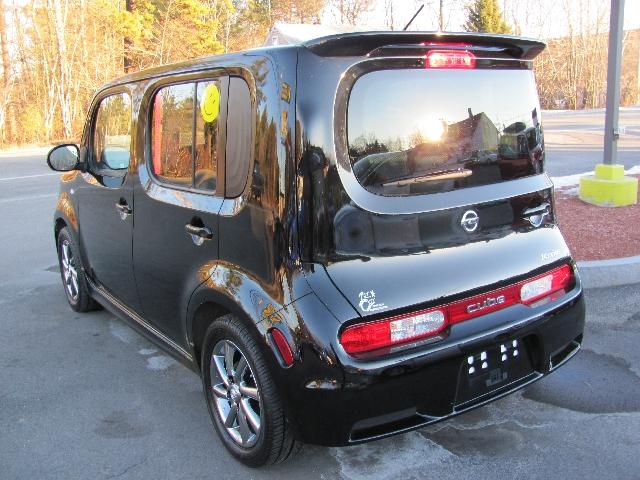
[{"left": 403, "top": 4, "right": 424, "bottom": 31}]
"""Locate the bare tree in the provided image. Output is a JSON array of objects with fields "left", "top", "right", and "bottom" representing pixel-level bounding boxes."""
[
  {"left": 124, "top": 0, "right": 134, "bottom": 73},
  {"left": 0, "top": 0, "right": 11, "bottom": 144},
  {"left": 384, "top": 0, "right": 394, "bottom": 30},
  {"left": 333, "top": 0, "right": 374, "bottom": 26},
  {"left": 0, "top": 0, "right": 9, "bottom": 85}
]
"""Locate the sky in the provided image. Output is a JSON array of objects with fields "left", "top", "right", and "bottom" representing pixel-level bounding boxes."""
[
  {"left": 322, "top": 0, "right": 640, "bottom": 39},
  {"left": 2, "top": 0, "right": 639, "bottom": 43}
]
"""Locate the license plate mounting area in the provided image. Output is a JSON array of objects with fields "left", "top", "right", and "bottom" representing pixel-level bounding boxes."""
[{"left": 454, "top": 339, "right": 534, "bottom": 408}]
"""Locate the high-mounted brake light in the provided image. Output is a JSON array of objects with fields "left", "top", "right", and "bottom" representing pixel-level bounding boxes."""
[
  {"left": 339, "top": 264, "right": 574, "bottom": 356},
  {"left": 425, "top": 49, "right": 476, "bottom": 69}
]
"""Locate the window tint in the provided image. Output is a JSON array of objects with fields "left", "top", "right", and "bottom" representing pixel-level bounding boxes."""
[
  {"left": 92, "top": 93, "right": 131, "bottom": 171},
  {"left": 151, "top": 83, "right": 194, "bottom": 187},
  {"left": 225, "top": 77, "right": 251, "bottom": 197},
  {"left": 194, "top": 81, "right": 220, "bottom": 191},
  {"left": 348, "top": 69, "right": 544, "bottom": 196}
]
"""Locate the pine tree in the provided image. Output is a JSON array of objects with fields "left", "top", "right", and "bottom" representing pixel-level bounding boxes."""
[{"left": 464, "top": 0, "right": 512, "bottom": 34}]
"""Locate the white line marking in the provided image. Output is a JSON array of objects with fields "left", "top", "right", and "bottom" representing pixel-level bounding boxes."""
[{"left": 0, "top": 173, "right": 60, "bottom": 181}]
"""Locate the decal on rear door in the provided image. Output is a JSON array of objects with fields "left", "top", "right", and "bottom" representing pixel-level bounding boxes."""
[{"left": 358, "top": 290, "right": 387, "bottom": 313}]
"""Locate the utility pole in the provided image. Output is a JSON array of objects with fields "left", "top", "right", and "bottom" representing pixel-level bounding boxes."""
[
  {"left": 439, "top": 0, "right": 444, "bottom": 31},
  {"left": 579, "top": 0, "right": 638, "bottom": 206},
  {"left": 603, "top": 0, "right": 624, "bottom": 165}
]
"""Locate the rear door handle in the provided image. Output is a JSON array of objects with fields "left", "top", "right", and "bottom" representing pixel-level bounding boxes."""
[
  {"left": 115, "top": 201, "right": 132, "bottom": 220},
  {"left": 185, "top": 223, "right": 213, "bottom": 245},
  {"left": 522, "top": 202, "right": 550, "bottom": 227}
]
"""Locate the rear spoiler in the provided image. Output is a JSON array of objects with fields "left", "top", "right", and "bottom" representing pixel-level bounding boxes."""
[{"left": 302, "top": 31, "right": 546, "bottom": 60}]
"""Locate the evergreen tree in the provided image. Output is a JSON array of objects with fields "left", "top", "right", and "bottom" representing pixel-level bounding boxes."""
[{"left": 464, "top": 0, "right": 512, "bottom": 34}]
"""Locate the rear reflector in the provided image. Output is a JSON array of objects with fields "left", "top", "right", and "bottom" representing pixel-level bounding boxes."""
[
  {"left": 425, "top": 49, "right": 476, "bottom": 69},
  {"left": 340, "top": 264, "right": 573, "bottom": 356},
  {"left": 269, "top": 328, "right": 294, "bottom": 366}
]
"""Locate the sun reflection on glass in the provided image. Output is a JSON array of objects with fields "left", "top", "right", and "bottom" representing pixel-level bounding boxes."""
[{"left": 420, "top": 116, "right": 446, "bottom": 142}]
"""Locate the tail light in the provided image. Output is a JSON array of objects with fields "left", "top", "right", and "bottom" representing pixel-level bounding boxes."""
[
  {"left": 340, "top": 308, "right": 446, "bottom": 355},
  {"left": 340, "top": 264, "right": 574, "bottom": 356},
  {"left": 520, "top": 264, "right": 572, "bottom": 305}
]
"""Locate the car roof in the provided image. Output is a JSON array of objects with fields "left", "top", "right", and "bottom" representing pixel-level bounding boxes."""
[
  {"left": 101, "top": 30, "right": 545, "bottom": 90},
  {"left": 100, "top": 45, "right": 300, "bottom": 90}
]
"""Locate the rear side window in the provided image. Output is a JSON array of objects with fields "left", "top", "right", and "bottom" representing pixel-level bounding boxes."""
[
  {"left": 151, "top": 79, "right": 222, "bottom": 191},
  {"left": 225, "top": 77, "right": 252, "bottom": 197},
  {"left": 92, "top": 93, "right": 132, "bottom": 171},
  {"left": 348, "top": 69, "right": 544, "bottom": 196}
]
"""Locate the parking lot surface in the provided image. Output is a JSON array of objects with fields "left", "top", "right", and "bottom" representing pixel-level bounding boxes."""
[{"left": 1, "top": 110, "right": 639, "bottom": 479}]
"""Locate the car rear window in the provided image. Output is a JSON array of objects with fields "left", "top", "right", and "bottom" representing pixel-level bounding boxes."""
[{"left": 347, "top": 69, "right": 544, "bottom": 196}]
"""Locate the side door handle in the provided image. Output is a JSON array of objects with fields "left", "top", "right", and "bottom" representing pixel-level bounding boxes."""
[
  {"left": 115, "top": 200, "right": 132, "bottom": 220},
  {"left": 185, "top": 223, "right": 213, "bottom": 245}
]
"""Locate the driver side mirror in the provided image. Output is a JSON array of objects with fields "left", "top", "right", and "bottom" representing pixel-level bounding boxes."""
[{"left": 47, "top": 144, "right": 80, "bottom": 172}]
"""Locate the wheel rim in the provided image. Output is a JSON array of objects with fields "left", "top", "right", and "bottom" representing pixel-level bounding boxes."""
[
  {"left": 60, "top": 240, "right": 79, "bottom": 302},
  {"left": 210, "top": 340, "right": 262, "bottom": 448}
]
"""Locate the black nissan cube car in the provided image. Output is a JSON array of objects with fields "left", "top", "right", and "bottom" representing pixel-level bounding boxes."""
[{"left": 47, "top": 32, "right": 585, "bottom": 466}]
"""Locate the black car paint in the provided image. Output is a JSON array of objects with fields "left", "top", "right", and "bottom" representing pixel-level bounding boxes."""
[{"left": 51, "top": 32, "right": 585, "bottom": 447}]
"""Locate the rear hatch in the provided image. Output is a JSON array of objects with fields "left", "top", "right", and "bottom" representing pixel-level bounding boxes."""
[{"left": 297, "top": 34, "right": 573, "bottom": 319}]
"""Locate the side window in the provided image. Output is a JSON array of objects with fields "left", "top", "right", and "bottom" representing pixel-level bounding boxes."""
[
  {"left": 151, "top": 83, "right": 194, "bottom": 186},
  {"left": 225, "top": 77, "right": 251, "bottom": 198},
  {"left": 195, "top": 81, "right": 220, "bottom": 191},
  {"left": 151, "top": 79, "right": 222, "bottom": 192},
  {"left": 92, "top": 93, "right": 132, "bottom": 172}
]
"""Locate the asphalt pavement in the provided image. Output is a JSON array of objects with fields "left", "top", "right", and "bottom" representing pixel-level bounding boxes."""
[
  {"left": 543, "top": 107, "right": 640, "bottom": 177},
  {"left": 1, "top": 110, "right": 639, "bottom": 479}
]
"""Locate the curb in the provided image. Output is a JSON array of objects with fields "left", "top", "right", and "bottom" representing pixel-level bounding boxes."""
[{"left": 577, "top": 255, "right": 640, "bottom": 288}]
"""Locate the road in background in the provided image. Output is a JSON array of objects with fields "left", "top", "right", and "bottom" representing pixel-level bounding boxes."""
[
  {"left": 1, "top": 112, "right": 639, "bottom": 479},
  {"left": 544, "top": 107, "right": 640, "bottom": 177}
]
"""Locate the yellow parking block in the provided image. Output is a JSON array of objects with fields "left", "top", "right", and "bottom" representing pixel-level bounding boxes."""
[{"left": 578, "top": 164, "right": 638, "bottom": 206}]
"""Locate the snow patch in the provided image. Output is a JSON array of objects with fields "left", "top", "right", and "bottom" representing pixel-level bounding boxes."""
[
  {"left": 551, "top": 165, "right": 640, "bottom": 190},
  {"left": 109, "top": 321, "right": 137, "bottom": 344},
  {"left": 330, "top": 431, "right": 454, "bottom": 480},
  {"left": 146, "top": 355, "right": 176, "bottom": 371},
  {"left": 138, "top": 348, "right": 158, "bottom": 356}
]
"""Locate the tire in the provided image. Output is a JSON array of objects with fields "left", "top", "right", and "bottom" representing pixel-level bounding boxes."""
[
  {"left": 201, "top": 314, "right": 299, "bottom": 467},
  {"left": 56, "top": 227, "right": 99, "bottom": 312}
]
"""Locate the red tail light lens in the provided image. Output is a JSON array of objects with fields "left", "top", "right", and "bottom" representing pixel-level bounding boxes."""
[
  {"left": 520, "top": 264, "right": 573, "bottom": 305},
  {"left": 340, "top": 308, "right": 446, "bottom": 355},
  {"left": 425, "top": 49, "right": 476, "bottom": 69},
  {"left": 339, "top": 264, "right": 574, "bottom": 356}
]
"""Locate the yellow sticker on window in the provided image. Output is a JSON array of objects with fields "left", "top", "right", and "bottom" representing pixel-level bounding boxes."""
[{"left": 200, "top": 84, "right": 220, "bottom": 123}]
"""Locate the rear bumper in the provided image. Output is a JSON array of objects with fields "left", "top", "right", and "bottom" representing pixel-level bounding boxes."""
[{"left": 286, "top": 285, "right": 585, "bottom": 446}]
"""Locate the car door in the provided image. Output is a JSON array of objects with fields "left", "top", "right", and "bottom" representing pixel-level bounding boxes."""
[
  {"left": 132, "top": 74, "right": 228, "bottom": 347},
  {"left": 77, "top": 88, "right": 141, "bottom": 311}
]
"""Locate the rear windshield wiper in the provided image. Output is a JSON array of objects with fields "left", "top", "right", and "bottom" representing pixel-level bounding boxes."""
[{"left": 381, "top": 168, "right": 472, "bottom": 187}]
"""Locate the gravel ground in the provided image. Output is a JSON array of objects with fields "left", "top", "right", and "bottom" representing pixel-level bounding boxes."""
[{"left": 555, "top": 175, "right": 640, "bottom": 261}]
